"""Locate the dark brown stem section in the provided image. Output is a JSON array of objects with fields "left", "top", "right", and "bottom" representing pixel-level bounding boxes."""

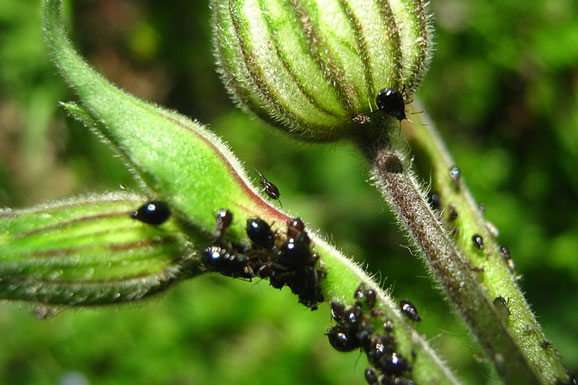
[{"left": 364, "top": 138, "right": 542, "bottom": 384}]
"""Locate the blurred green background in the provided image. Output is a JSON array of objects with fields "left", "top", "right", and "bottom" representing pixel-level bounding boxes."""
[{"left": 1, "top": 0, "right": 577, "bottom": 384}]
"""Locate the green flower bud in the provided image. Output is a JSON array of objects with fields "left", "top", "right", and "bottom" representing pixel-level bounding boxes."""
[{"left": 213, "top": 0, "right": 432, "bottom": 141}]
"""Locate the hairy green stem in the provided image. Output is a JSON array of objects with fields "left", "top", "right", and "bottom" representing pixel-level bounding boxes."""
[
  {"left": 358, "top": 117, "right": 547, "bottom": 384},
  {"left": 304, "top": 234, "right": 462, "bottom": 385},
  {"left": 398, "top": 103, "right": 569, "bottom": 384}
]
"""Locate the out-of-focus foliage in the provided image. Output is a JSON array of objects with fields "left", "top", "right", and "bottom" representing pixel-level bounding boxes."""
[{"left": 0, "top": 0, "right": 576, "bottom": 384}]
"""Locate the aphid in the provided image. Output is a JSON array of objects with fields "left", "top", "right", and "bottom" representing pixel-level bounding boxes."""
[
  {"left": 354, "top": 283, "right": 367, "bottom": 301},
  {"left": 540, "top": 340, "right": 552, "bottom": 349},
  {"left": 326, "top": 326, "right": 359, "bottom": 352},
  {"left": 130, "top": 200, "right": 171, "bottom": 225},
  {"left": 399, "top": 300, "right": 421, "bottom": 322},
  {"left": 493, "top": 296, "right": 510, "bottom": 323},
  {"left": 256, "top": 169, "right": 281, "bottom": 201},
  {"left": 365, "top": 289, "right": 377, "bottom": 309},
  {"left": 32, "top": 306, "right": 59, "bottom": 320},
  {"left": 268, "top": 270, "right": 286, "bottom": 289},
  {"left": 364, "top": 368, "right": 378, "bottom": 385},
  {"left": 501, "top": 245, "right": 516, "bottom": 271},
  {"left": 344, "top": 304, "right": 363, "bottom": 330},
  {"left": 429, "top": 193, "right": 441, "bottom": 210},
  {"left": 215, "top": 209, "right": 233, "bottom": 237},
  {"left": 448, "top": 204, "right": 458, "bottom": 221},
  {"left": 354, "top": 283, "right": 377, "bottom": 309},
  {"left": 380, "top": 351, "right": 411, "bottom": 376},
  {"left": 449, "top": 166, "right": 461, "bottom": 182},
  {"left": 367, "top": 336, "right": 394, "bottom": 367},
  {"left": 472, "top": 234, "right": 484, "bottom": 250},
  {"left": 357, "top": 329, "right": 372, "bottom": 351},
  {"left": 331, "top": 301, "right": 347, "bottom": 322},
  {"left": 277, "top": 233, "right": 313, "bottom": 267},
  {"left": 383, "top": 318, "right": 394, "bottom": 333},
  {"left": 376, "top": 87, "right": 406, "bottom": 121},
  {"left": 287, "top": 217, "right": 305, "bottom": 238},
  {"left": 246, "top": 218, "right": 275, "bottom": 249},
  {"left": 201, "top": 246, "right": 253, "bottom": 279}
]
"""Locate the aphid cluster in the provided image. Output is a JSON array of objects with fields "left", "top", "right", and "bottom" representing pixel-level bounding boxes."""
[
  {"left": 201, "top": 211, "right": 325, "bottom": 310},
  {"left": 327, "top": 284, "right": 416, "bottom": 385}
]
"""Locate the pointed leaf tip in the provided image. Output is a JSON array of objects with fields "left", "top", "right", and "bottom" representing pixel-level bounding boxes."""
[{"left": 43, "top": 0, "right": 290, "bottom": 245}]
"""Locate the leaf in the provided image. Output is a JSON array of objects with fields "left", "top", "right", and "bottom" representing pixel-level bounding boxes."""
[
  {"left": 0, "top": 193, "right": 198, "bottom": 305},
  {"left": 42, "top": 0, "right": 289, "bottom": 244}
]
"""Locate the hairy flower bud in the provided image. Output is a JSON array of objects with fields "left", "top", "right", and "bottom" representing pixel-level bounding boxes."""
[{"left": 213, "top": 0, "right": 432, "bottom": 141}]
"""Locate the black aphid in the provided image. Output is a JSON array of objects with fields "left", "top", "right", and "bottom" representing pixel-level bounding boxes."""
[
  {"left": 540, "top": 340, "right": 551, "bottom": 349},
  {"left": 493, "top": 296, "right": 510, "bottom": 322},
  {"left": 366, "top": 289, "right": 377, "bottom": 309},
  {"left": 201, "top": 246, "right": 253, "bottom": 279},
  {"left": 215, "top": 209, "right": 233, "bottom": 237},
  {"left": 344, "top": 304, "right": 363, "bottom": 330},
  {"left": 331, "top": 301, "right": 347, "bottom": 322},
  {"left": 246, "top": 218, "right": 275, "bottom": 249},
  {"left": 448, "top": 204, "right": 458, "bottom": 221},
  {"left": 383, "top": 318, "right": 394, "bottom": 333},
  {"left": 287, "top": 217, "right": 305, "bottom": 238},
  {"left": 327, "top": 326, "right": 359, "bottom": 352},
  {"left": 500, "top": 245, "right": 516, "bottom": 271},
  {"left": 277, "top": 232, "right": 313, "bottom": 267},
  {"left": 472, "top": 234, "right": 484, "bottom": 250},
  {"left": 256, "top": 170, "right": 281, "bottom": 201},
  {"left": 131, "top": 200, "right": 171, "bottom": 225},
  {"left": 355, "top": 284, "right": 377, "bottom": 309},
  {"left": 429, "top": 193, "right": 441, "bottom": 210},
  {"left": 376, "top": 87, "right": 406, "bottom": 121},
  {"left": 364, "top": 368, "right": 378, "bottom": 385},
  {"left": 399, "top": 300, "right": 421, "bottom": 322},
  {"left": 379, "top": 351, "right": 412, "bottom": 376}
]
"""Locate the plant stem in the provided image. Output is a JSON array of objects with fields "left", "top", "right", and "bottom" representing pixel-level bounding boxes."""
[
  {"left": 311, "top": 234, "right": 462, "bottom": 385},
  {"left": 398, "top": 103, "right": 569, "bottom": 384},
  {"left": 356, "top": 113, "right": 558, "bottom": 384}
]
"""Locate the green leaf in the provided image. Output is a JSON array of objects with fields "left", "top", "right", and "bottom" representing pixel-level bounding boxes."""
[
  {"left": 42, "top": 0, "right": 290, "bottom": 244},
  {"left": 0, "top": 193, "right": 198, "bottom": 305}
]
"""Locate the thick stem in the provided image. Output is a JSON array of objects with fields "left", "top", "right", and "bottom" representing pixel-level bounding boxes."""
[
  {"left": 399, "top": 103, "right": 569, "bottom": 384},
  {"left": 359, "top": 120, "right": 544, "bottom": 384}
]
